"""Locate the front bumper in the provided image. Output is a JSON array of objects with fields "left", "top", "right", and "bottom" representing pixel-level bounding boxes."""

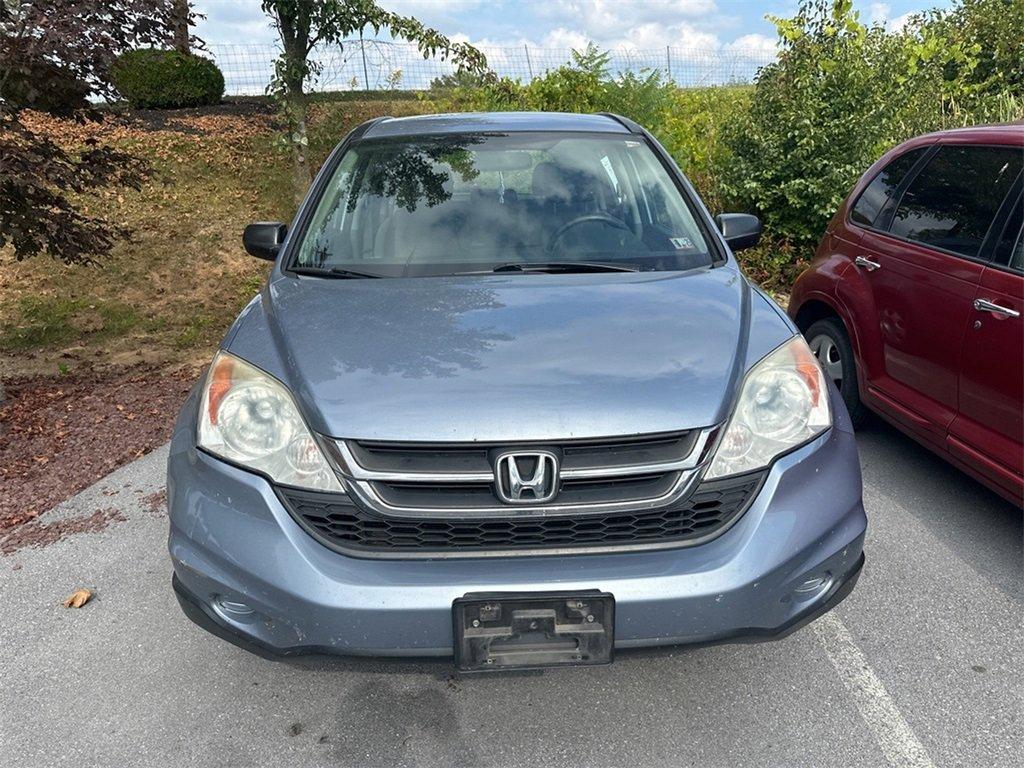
[{"left": 167, "top": 386, "right": 866, "bottom": 658}]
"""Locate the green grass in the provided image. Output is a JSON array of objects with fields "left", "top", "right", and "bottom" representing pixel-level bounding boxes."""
[
  {"left": 0, "top": 296, "right": 139, "bottom": 351},
  {"left": 174, "top": 314, "right": 214, "bottom": 349}
]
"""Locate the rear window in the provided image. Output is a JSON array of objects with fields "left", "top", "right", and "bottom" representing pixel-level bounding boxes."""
[
  {"left": 293, "top": 132, "right": 714, "bottom": 277},
  {"left": 850, "top": 148, "right": 927, "bottom": 227},
  {"left": 888, "top": 145, "right": 1023, "bottom": 259}
]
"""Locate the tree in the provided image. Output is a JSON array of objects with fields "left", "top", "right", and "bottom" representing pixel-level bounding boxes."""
[
  {"left": 911, "top": 0, "right": 1024, "bottom": 102},
  {"left": 1, "top": 1, "right": 190, "bottom": 265},
  {"left": 721, "top": 0, "right": 942, "bottom": 250},
  {"left": 171, "top": 0, "right": 192, "bottom": 54},
  {"left": 260, "top": 0, "right": 489, "bottom": 203}
]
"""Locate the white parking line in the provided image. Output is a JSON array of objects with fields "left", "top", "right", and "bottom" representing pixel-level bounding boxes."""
[{"left": 813, "top": 613, "right": 936, "bottom": 768}]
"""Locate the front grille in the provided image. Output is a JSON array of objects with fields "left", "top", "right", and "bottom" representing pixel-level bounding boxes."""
[
  {"left": 348, "top": 432, "right": 699, "bottom": 477},
  {"left": 323, "top": 430, "right": 710, "bottom": 518},
  {"left": 277, "top": 471, "right": 765, "bottom": 558}
]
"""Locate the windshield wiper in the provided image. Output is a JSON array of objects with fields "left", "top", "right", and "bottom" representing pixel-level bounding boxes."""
[
  {"left": 290, "top": 265, "right": 383, "bottom": 279},
  {"left": 467, "top": 261, "right": 641, "bottom": 275}
]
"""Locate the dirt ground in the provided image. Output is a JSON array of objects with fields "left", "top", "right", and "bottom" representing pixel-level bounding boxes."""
[{"left": 0, "top": 366, "right": 197, "bottom": 532}]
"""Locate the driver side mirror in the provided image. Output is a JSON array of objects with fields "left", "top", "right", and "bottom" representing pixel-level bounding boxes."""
[
  {"left": 243, "top": 222, "right": 287, "bottom": 261},
  {"left": 715, "top": 214, "right": 761, "bottom": 252}
]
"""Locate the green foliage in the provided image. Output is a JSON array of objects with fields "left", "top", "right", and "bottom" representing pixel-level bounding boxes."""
[
  {"left": 720, "top": 1, "right": 913, "bottom": 248},
  {"left": 657, "top": 86, "right": 752, "bottom": 212},
  {"left": 260, "top": 0, "right": 488, "bottom": 201},
  {"left": 0, "top": 297, "right": 138, "bottom": 350},
  {"left": 524, "top": 44, "right": 611, "bottom": 113},
  {"left": 435, "top": 43, "right": 676, "bottom": 128},
  {"left": 112, "top": 49, "right": 225, "bottom": 109},
  {"left": 433, "top": 43, "right": 748, "bottom": 211},
  {"left": 429, "top": 70, "right": 490, "bottom": 91},
  {"left": 3, "top": 60, "right": 90, "bottom": 114},
  {"left": 720, "top": 0, "right": 1023, "bottom": 252},
  {"left": 262, "top": 0, "right": 487, "bottom": 98},
  {"left": 911, "top": 0, "right": 1024, "bottom": 100}
]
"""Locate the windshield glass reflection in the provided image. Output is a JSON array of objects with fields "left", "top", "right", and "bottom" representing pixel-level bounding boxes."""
[{"left": 296, "top": 132, "right": 713, "bottom": 277}]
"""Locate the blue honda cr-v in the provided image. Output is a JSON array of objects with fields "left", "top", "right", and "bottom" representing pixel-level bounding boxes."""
[{"left": 167, "top": 112, "right": 866, "bottom": 670}]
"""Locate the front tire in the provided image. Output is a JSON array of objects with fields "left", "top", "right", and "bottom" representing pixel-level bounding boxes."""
[{"left": 805, "top": 317, "right": 866, "bottom": 428}]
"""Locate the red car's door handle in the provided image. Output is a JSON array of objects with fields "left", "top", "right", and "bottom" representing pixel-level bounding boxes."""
[
  {"left": 974, "top": 298, "right": 1020, "bottom": 318},
  {"left": 854, "top": 255, "right": 881, "bottom": 271}
]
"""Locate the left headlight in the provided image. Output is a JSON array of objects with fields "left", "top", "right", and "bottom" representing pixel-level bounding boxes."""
[
  {"left": 198, "top": 351, "right": 345, "bottom": 492},
  {"left": 705, "top": 335, "right": 831, "bottom": 479}
]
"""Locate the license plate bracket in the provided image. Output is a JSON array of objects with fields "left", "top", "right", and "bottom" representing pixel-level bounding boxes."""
[{"left": 453, "top": 591, "right": 614, "bottom": 672}]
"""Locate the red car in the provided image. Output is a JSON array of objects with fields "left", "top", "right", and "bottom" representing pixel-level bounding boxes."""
[{"left": 789, "top": 124, "right": 1023, "bottom": 506}]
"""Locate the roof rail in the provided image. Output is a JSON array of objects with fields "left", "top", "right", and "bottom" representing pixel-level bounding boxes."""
[{"left": 598, "top": 112, "right": 644, "bottom": 134}]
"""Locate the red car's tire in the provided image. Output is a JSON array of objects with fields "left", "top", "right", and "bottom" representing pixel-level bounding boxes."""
[{"left": 805, "top": 317, "right": 867, "bottom": 428}]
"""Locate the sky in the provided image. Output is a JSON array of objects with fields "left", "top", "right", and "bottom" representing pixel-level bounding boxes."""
[{"left": 193, "top": 0, "right": 951, "bottom": 54}]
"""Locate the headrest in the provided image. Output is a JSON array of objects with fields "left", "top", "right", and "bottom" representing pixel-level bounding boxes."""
[
  {"left": 531, "top": 162, "right": 580, "bottom": 203},
  {"left": 531, "top": 161, "right": 612, "bottom": 208}
]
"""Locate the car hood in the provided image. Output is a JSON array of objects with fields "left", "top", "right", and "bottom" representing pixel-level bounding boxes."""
[{"left": 225, "top": 266, "right": 792, "bottom": 442}]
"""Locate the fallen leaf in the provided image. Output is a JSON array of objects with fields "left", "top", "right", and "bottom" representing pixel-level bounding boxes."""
[{"left": 63, "top": 588, "right": 93, "bottom": 608}]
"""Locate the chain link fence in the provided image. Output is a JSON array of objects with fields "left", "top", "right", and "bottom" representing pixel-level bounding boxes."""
[{"left": 207, "top": 39, "right": 775, "bottom": 96}]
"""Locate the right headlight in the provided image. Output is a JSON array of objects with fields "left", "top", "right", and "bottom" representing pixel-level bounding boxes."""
[
  {"left": 705, "top": 335, "right": 831, "bottom": 479},
  {"left": 197, "top": 351, "right": 344, "bottom": 492}
]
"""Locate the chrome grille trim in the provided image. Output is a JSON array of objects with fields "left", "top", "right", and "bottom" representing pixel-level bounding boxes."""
[
  {"left": 328, "top": 440, "right": 494, "bottom": 482},
  {"left": 321, "top": 429, "right": 717, "bottom": 520}
]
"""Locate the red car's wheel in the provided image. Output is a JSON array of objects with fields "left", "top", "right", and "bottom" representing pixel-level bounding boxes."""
[{"left": 806, "top": 318, "right": 867, "bottom": 428}]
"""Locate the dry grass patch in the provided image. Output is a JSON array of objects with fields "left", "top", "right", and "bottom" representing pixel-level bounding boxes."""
[{"left": 0, "top": 99, "right": 444, "bottom": 377}]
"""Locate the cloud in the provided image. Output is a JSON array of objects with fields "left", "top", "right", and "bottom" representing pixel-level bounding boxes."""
[
  {"left": 868, "top": 2, "right": 892, "bottom": 24},
  {"left": 539, "top": 0, "right": 719, "bottom": 33},
  {"left": 529, "top": 0, "right": 723, "bottom": 48},
  {"left": 387, "top": 0, "right": 486, "bottom": 11},
  {"left": 449, "top": 0, "right": 751, "bottom": 53},
  {"left": 866, "top": 3, "right": 921, "bottom": 32},
  {"left": 193, "top": 0, "right": 780, "bottom": 87},
  {"left": 723, "top": 33, "right": 777, "bottom": 58},
  {"left": 194, "top": 0, "right": 277, "bottom": 45},
  {"left": 192, "top": 0, "right": 779, "bottom": 53},
  {"left": 886, "top": 11, "right": 917, "bottom": 31}
]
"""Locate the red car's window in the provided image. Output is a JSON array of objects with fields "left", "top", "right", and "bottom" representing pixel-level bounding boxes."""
[
  {"left": 850, "top": 148, "right": 927, "bottom": 228},
  {"left": 889, "top": 146, "right": 1023, "bottom": 259}
]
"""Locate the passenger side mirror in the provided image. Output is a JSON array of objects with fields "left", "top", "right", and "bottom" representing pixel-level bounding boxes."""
[
  {"left": 715, "top": 214, "right": 761, "bottom": 252},
  {"left": 243, "top": 222, "right": 287, "bottom": 261}
]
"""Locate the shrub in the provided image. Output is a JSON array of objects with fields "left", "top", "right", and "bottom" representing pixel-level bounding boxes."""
[
  {"left": 429, "top": 70, "right": 489, "bottom": 92},
  {"left": 719, "top": 0, "right": 923, "bottom": 249},
  {"left": 906, "top": 0, "right": 1024, "bottom": 123},
  {"left": 658, "top": 86, "right": 752, "bottom": 212},
  {"left": 433, "top": 44, "right": 677, "bottom": 124},
  {"left": 720, "top": 0, "right": 1023, "bottom": 253},
  {"left": 112, "top": 49, "right": 224, "bottom": 109},
  {"left": 430, "top": 44, "right": 754, "bottom": 225},
  {"left": 3, "top": 59, "right": 90, "bottom": 115},
  {"left": 914, "top": 0, "right": 1024, "bottom": 100},
  {"left": 432, "top": 6, "right": 1021, "bottom": 286}
]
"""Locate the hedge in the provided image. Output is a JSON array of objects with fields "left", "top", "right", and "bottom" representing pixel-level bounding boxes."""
[{"left": 112, "top": 49, "right": 224, "bottom": 109}]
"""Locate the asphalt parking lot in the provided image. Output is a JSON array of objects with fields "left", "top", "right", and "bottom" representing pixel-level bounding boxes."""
[{"left": 1, "top": 418, "right": 1020, "bottom": 768}]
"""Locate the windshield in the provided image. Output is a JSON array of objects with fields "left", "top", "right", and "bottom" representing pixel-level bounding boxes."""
[{"left": 293, "top": 132, "right": 714, "bottom": 276}]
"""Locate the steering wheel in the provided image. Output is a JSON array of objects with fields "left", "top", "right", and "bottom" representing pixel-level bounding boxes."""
[{"left": 546, "top": 213, "right": 632, "bottom": 252}]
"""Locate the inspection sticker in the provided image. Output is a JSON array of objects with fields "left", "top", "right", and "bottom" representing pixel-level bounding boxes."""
[{"left": 670, "top": 236, "right": 695, "bottom": 250}]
